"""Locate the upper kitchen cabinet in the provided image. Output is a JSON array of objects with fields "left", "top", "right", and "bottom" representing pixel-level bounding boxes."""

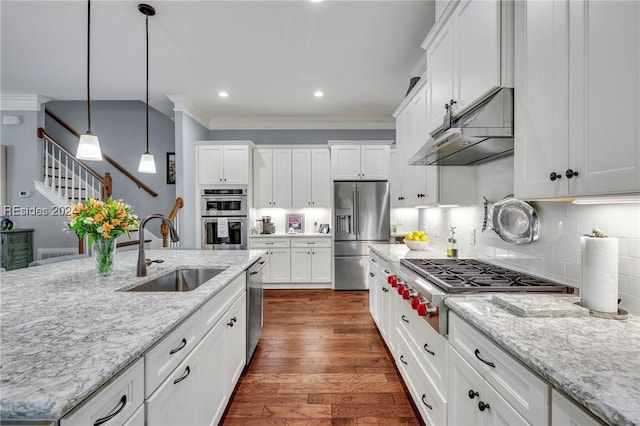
[
  {"left": 291, "top": 148, "right": 331, "bottom": 208},
  {"left": 424, "top": 0, "right": 512, "bottom": 134},
  {"left": 253, "top": 148, "right": 292, "bottom": 208},
  {"left": 330, "top": 143, "right": 391, "bottom": 181},
  {"left": 197, "top": 144, "right": 250, "bottom": 185},
  {"left": 514, "top": 0, "right": 640, "bottom": 199}
]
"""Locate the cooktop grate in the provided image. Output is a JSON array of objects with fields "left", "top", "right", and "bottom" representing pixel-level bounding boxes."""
[{"left": 400, "top": 258, "right": 573, "bottom": 294}]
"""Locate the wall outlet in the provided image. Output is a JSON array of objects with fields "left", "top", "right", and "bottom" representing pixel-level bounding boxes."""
[
  {"left": 470, "top": 228, "right": 476, "bottom": 246},
  {"left": 433, "top": 224, "right": 440, "bottom": 238},
  {"left": 18, "top": 191, "right": 30, "bottom": 197}
]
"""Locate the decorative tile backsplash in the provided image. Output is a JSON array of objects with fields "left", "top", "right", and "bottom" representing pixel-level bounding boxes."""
[{"left": 419, "top": 157, "right": 640, "bottom": 315}]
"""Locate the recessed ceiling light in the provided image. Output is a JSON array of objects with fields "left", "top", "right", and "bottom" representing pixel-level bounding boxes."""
[
  {"left": 218, "top": 91, "right": 229, "bottom": 98},
  {"left": 314, "top": 90, "right": 324, "bottom": 98}
]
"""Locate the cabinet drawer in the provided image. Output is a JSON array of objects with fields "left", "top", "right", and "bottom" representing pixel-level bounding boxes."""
[
  {"left": 197, "top": 272, "right": 246, "bottom": 341},
  {"left": 60, "top": 358, "right": 144, "bottom": 426},
  {"left": 145, "top": 314, "right": 198, "bottom": 398},
  {"left": 396, "top": 333, "right": 447, "bottom": 426},
  {"left": 397, "top": 299, "right": 448, "bottom": 396},
  {"left": 290, "top": 238, "right": 331, "bottom": 248},
  {"left": 250, "top": 238, "right": 290, "bottom": 249},
  {"left": 449, "top": 312, "right": 549, "bottom": 425},
  {"left": 122, "top": 404, "right": 144, "bottom": 426}
]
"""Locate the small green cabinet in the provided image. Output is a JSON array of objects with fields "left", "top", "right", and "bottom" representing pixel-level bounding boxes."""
[{"left": 1, "top": 229, "right": 34, "bottom": 271}]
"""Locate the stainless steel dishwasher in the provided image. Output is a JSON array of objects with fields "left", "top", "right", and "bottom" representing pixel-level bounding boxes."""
[{"left": 247, "top": 255, "right": 266, "bottom": 362}]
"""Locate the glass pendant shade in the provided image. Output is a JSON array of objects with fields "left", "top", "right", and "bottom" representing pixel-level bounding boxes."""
[
  {"left": 138, "top": 152, "right": 156, "bottom": 173},
  {"left": 76, "top": 132, "right": 103, "bottom": 161}
]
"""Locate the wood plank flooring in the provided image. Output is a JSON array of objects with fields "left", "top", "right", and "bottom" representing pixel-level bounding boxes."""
[{"left": 221, "top": 289, "right": 423, "bottom": 425}]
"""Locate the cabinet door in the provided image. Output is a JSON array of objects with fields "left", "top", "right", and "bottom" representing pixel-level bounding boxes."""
[
  {"left": 448, "top": 348, "right": 485, "bottom": 426},
  {"left": 379, "top": 277, "right": 390, "bottom": 343},
  {"left": 393, "top": 109, "right": 411, "bottom": 207},
  {"left": 226, "top": 293, "right": 247, "bottom": 389},
  {"left": 263, "top": 251, "right": 273, "bottom": 282},
  {"left": 146, "top": 348, "right": 198, "bottom": 426},
  {"left": 331, "top": 145, "right": 362, "bottom": 180},
  {"left": 271, "top": 149, "right": 292, "bottom": 208},
  {"left": 360, "top": 145, "right": 390, "bottom": 180},
  {"left": 310, "top": 149, "right": 331, "bottom": 207},
  {"left": 552, "top": 389, "right": 603, "bottom": 426},
  {"left": 291, "top": 149, "right": 312, "bottom": 208},
  {"left": 310, "top": 247, "right": 331, "bottom": 283},
  {"left": 389, "top": 148, "right": 402, "bottom": 208},
  {"left": 269, "top": 248, "right": 291, "bottom": 283},
  {"left": 568, "top": 0, "right": 640, "bottom": 196},
  {"left": 290, "top": 248, "right": 312, "bottom": 282},
  {"left": 483, "top": 383, "right": 529, "bottom": 426},
  {"left": 222, "top": 146, "right": 249, "bottom": 185},
  {"left": 407, "top": 89, "right": 428, "bottom": 205},
  {"left": 195, "top": 318, "right": 227, "bottom": 426},
  {"left": 368, "top": 259, "right": 380, "bottom": 325},
  {"left": 427, "top": 20, "right": 455, "bottom": 134},
  {"left": 197, "top": 146, "right": 224, "bottom": 185},
  {"left": 253, "top": 149, "right": 273, "bottom": 207},
  {"left": 514, "top": 0, "right": 570, "bottom": 199},
  {"left": 454, "top": 0, "right": 502, "bottom": 111}
]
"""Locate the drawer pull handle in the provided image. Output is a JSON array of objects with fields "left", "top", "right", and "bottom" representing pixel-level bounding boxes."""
[
  {"left": 371, "top": 258, "right": 376, "bottom": 263},
  {"left": 169, "top": 338, "right": 187, "bottom": 355},
  {"left": 307, "top": 242, "right": 316, "bottom": 245},
  {"left": 369, "top": 272, "right": 375, "bottom": 277},
  {"left": 227, "top": 321, "right": 235, "bottom": 327},
  {"left": 231, "top": 316, "right": 237, "bottom": 323},
  {"left": 400, "top": 355, "right": 408, "bottom": 365},
  {"left": 382, "top": 287, "right": 389, "bottom": 293},
  {"left": 384, "top": 269, "right": 390, "bottom": 274},
  {"left": 94, "top": 395, "right": 127, "bottom": 426},
  {"left": 401, "top": 315, "right": 409, "bottom": 323},
  {"left": 474, "top": 348, "right": 496, "bottom": 368},
  {"left": 423, "top": 343, "right": 435, "bottom": 356},
  {"left": 421, "top": 394, "right": 433, "bottom": 410},
  {"left": 173, "top": 366, "right": 191, "bottom": 385},
  {"left": 468, "top": 389, "right": 479, "bottom": 399},
  {"left": 478, "top": 401, "right": 491, "bottom": 412}
]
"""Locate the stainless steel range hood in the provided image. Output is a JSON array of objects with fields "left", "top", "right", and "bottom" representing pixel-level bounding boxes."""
[{"left": 409, "top": 87, "right": 514, "bottom": 166}]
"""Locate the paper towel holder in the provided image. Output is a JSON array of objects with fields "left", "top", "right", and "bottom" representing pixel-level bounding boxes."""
[{"left": 574, "top": 302, "right": 628, "bottom": 320}]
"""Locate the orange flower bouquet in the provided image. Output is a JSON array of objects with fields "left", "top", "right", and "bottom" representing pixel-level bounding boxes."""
[{"left": 68, "top": 198, "right": 138, "bottom": 275}]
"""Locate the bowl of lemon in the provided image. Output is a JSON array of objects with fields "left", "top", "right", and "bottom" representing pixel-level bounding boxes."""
[{"left": 404, "top": 231, "right": 430, "bottom": 251}]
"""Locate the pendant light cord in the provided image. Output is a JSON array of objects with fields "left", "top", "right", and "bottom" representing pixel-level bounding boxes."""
[
  {"left": 145, "top": 12, "right": 150, "bottom": 154},
  {"left": 86, "top": 0, "right": 92, "bottom": 132}
]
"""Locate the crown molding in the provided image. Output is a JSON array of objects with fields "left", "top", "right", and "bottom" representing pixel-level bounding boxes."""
[
  {"left": 0, "top": 94, "right": 50, "bottom": 111},
  {"left": 166, "top": 95, "right": 210, "bottom": 129},
  {"left": 208, "top": 116, "right": 396, "bottom": 130}
]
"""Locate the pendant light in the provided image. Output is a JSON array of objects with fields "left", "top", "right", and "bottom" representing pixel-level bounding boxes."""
[
  {"left": 137, "top": 3, "right": 156, "bottom": 174},
  {"left": 76, "top": 0, "right": 103, "bottom": 161}
]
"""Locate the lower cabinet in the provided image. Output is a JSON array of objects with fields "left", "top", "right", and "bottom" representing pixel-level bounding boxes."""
[
  {"left": 250, "top": 238, "right": 291, "bottom": 283},
  {"left": 552, "top": 389, "right": 604, "bottom": 426}
]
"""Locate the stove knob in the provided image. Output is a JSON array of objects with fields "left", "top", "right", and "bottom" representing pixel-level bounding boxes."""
[
  {"left": 403, "top": 288, "right": 415, "bottom": 300},
  {"left": 397, "top": 285, "right": 405, "bottom": 295},
  {"left": 412, "top": 296, "right": 427, "bottom": 310},
  {"left": 391, "top": 277, "right": 398, "bottom": 287},
  {"left": 387, "top": 275, "right": 394, "bottom": 284},
  {"left": 424, "top": 302, "right": 439, "bottom": 317},
  {"left": 417, "top": 303, "right": 427, "bottom": 316}
]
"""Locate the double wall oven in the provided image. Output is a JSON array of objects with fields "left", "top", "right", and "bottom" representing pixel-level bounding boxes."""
[
  {"left": 201, "top": 188, "right": 247, "bottom": 250},
  {"left": 388, "top": 258, "right": 576, "bottom": 335}
]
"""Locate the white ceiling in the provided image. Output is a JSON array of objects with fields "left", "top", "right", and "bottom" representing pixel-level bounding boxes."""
[{"left": 1, "top": 1, "right": 434, "bottom": 129}]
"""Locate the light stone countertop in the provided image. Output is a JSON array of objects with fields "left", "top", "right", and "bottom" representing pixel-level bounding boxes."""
[
  {"left": 368, "top": 242, "right": 448, "bottom": 263},
  {"left": 0, "top": 249, "right": 264, "bottom": 421},
  {"left": 446, "top": 296, "right": 640, "bottom": 426},
  {"left": 249, "top": 232, "right": 332, "bottom": 238}
]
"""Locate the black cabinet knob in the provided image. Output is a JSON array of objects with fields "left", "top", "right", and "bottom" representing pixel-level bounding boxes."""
[
  {"left": 549, "top": 172, "right": 562, "bottom": 181},
  {"left": 478, "top": 401, "right": 491, "bottom": 412},
  {"left": 468, "top": 389, "right": 479, "bottom": 399},
  {"left": 566, "top": 169, "right": 579, "bottom": 178}
]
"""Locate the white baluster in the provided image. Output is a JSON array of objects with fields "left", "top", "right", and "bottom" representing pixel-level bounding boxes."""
[
  {"left": 64, "top": 155, "right": 69, "bottom": 201},
  {"left": 57, "top": 148, "right": 62, "bottom": 197},
  {"left": 44, "top": 140, "right": 50, "bottom": 187},
  {"left": 71, "top": 161, "right": 76, "bottom": 206}
]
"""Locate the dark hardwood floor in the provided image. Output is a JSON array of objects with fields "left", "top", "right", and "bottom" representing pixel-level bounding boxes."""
[{"left": 221, "top": 289, "right": 423, "bottom": 425}]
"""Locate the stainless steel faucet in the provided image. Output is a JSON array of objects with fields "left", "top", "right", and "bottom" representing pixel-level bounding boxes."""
[{"left": 137, "top": 214, "right": 180, "bottom": 277}]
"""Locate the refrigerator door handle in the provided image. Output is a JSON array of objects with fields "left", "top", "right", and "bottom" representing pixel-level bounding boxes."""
[
  {"left": 356, "top": 189, "right": 361, "bottom": 235},
  {"left": 353, "top": 189, "right": 359, "bottom": 237}
]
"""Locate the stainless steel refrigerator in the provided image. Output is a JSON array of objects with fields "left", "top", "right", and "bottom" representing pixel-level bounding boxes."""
[{"left": 334, "top": 181, "right": 390, "bottom": 290}]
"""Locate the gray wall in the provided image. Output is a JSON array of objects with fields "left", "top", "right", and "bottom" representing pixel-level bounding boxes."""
[
  {"left": 209, "top": 129, "right": 396, "bottom": 144},
  {"left": 45, "top": 101, "right": 176, "bottom": 222},
  {"left": 0, "top": 109, "right": 79, "bottom": 254}
]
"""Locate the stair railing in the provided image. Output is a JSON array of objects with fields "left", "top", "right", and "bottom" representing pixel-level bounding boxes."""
[{"left": 161, "top": 197, "right": 184, "bottom": 247}]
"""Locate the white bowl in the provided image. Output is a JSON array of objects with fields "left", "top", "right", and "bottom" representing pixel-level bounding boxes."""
[{"left": 404, "top": 238, "right": 430, "bottom": 251}]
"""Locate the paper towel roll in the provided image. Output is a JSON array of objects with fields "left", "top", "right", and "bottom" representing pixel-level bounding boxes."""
[{"left": 580, "top": 236, "right": 619, "bottom": 313}]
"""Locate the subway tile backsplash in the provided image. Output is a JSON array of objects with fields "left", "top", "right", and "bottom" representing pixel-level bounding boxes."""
[{"left": 419, "top": 156, "right": 640, "bottom": 315}]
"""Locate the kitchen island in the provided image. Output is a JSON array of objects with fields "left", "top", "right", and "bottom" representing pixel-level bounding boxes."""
[{"left": 0, "top": 249, "right": 264, "bottom": 422}]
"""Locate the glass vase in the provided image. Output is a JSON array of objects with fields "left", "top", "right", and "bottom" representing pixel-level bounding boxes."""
[{"left": 94, "top": 238, "right": 116, "bottom": 276}]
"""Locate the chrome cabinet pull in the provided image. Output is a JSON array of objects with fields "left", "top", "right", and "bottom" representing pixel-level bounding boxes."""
[
  {"left": 94, "top": 395, "right": 127, "bottom": 426},
  {"left": 169, "top": 338, "right": 187, "bottom": 355}
]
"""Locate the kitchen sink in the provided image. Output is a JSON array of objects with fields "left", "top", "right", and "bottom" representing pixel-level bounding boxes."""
[{"left": 126, "top": 268, "right": 225, "bottom": 292}]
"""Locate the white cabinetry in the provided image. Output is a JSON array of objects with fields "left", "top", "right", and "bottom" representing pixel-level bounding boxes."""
[
  {"left": 330, "top": 144, "right": 390, "bottom": 181},
  {"left": 514, "top": 0, "right": 640, "bottom": 198},
  {"left": 253, "top": 148, "right": 292, "bottom": 208},
  {"left": 552, "top": 389, "right": 604, "bottom": 426},
  {"left": 448, "top": 312, "right": 549, "bottom": 426},
  {"left": 197, "top": 145, "right": 249, "bottom": 185},
  {"left": 425, "top": 0, "right": 509, "bottom": 134},
  {"left": 250, "top": 238, "right": 291, "bottom": 283},
  {"left": 291, "top": 148, "right": 331, "bottom": 208},
  {"left": 290, "top": 239, "right": 332, "bottom": 283},
  {"left": 60, "top": 359, "right": 144, "bottom": 426}
]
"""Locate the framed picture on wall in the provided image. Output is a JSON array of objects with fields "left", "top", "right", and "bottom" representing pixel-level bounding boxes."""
[
  {"left": 286, "top": 214, "right": 304, "bottom": 233},
  {"left": 166, "top": 152, "right": 176, "bottom": 184}
]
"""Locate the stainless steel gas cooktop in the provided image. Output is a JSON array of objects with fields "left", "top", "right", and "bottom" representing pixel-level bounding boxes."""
[{"left": 400, "top": 258, "right": 574, "bottom": 294}]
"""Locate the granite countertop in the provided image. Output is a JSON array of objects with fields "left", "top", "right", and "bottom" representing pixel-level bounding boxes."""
[
  {"left": 368, "top": 242, "right": 447, "bottom": 264},
  {"left": 250, "top": 232, "right": 331, "bottom": 238},
  {"left": 445, "top": 295, "right": 640, "bottom": 426},
  {"left": 0, "top": 249, "right": 264, "bottom": 421}
]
